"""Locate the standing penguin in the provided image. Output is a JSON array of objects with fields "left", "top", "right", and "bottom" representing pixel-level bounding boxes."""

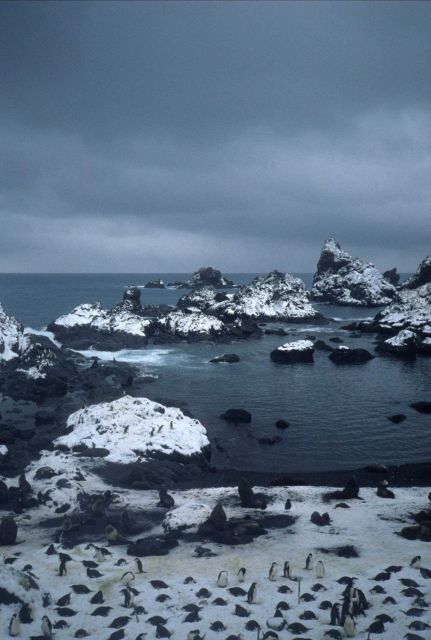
[
  {"left": 268, "top": 562, "right": 278, "bottom": 581},
  {"left": 58, "top": 557, "right": 67, "bottom": 576},
  {"left": 121, "top": 588, "right": 134, "bottom": 608},
  {"left": 247, "top": 582, "right": 258, "bottom": 604},
  {"left": 330, "top": 602, "right": 341, "bottom": 626},
  {"left": 8, "top": 613, "right": 21, "bottom": 637},
  {"left": 237, "top": 567, "right": 246, "bottom": 583},
  {"left": 217, "top": 571, "right": 228, "bottom": 587},
  {"left": 41, "top": 615, "right": 53, "bottom": 639},
  {"left": 315, "top": 560, "right": 325, "bottom": 579},
  {"left": 42, "top": 592, "right": 52, "bottom": 608},
  {"left": 134, "top": 558, "right": 144, "bottom": 574},
  {"left": 283, "top": 561, "right": 290, "bottom": 578},
  {"left": 304, "top": 553, "right": 313, "bottom": 570},
  {"left": 343, "top": 614, "right": 356, "bottom": 637}
]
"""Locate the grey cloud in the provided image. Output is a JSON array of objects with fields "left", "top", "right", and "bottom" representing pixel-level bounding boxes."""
[{"left": 0, "top": 1, "right": 429, "bottom": 272}]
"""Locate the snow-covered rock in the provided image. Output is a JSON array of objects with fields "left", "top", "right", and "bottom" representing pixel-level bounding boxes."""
[
  {"left": 311, "top": 238, "right": 398, "bottom": 306},
  {"left": 402, "top": 254, "right": 431, "bottom": 289},
  {"left": 270, "top": 339, "right": 315, "bottom": 363},
  {"left": 162, "top": 503, "right": 212, "bottom": 532},
  {"left": 48, "top": 287, "right": 151, "bottom": 349},
  {"left": 144, "top": 278, "right": 165, "bottom": 288},
  {"left": 55, "top": 395, "right": 210, "bottom": 464},
  {"left": 0, "top": 565, "right": 39, "bottom": 606},
  {"left": 376, "top": 329, "right": 418, "bottom": 358},
  {"left": 154, "top": 310, "right": 225, "bottom": 340},
  {"left": 211, "top": 271, "right": 323, "bottom": 322},
  {"left": 367, "top": 283, "right": 431, "bottom": 335},
  {"left": 0, "top": 304, "right": 29, "bottom": 362}
]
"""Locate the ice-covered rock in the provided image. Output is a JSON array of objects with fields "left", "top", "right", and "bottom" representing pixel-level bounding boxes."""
[
  {"left": 168, "top": 267, "right": 234, "bottom": 289},
  {"left": 48, "top": 287, "right": 151, "bottom": 349},
  {"left": 163, "top": 503, "right": 212, "bottom": 532},
  {"left": 210, "top": 271, "right": 323, "bottom": 322},
  {"left": 402, "top": 255, "right": 431, "bottom": 289},
  {"left": 55, "top": 395, "right": 210, "bottom": 464},
  {"left": 376, "top": 329, "right": 417, "bottom": 358},
  {"left": 270, "top": 339, "right": 315, "bottom": 363},
  {"left": 0, "top": 304, "right": 29, "bottom": 362},
  {"left": 154, "top": 310, "right": 225, "bottom": 340},
  {"left": 0, "top": 564, "right": 39, "bottom": 605},
  {"left": 311, "top": 239, "right": 397, "bottom": 306}
]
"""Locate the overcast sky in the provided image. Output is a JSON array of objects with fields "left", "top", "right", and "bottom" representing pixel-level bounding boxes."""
[{"left": 0, "top": 1, "right": 430, "bottom": 273}]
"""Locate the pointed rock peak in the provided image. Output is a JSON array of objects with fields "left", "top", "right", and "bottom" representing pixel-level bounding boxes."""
[{"left": 403, "top": 255, "right": 431, "bottom": 289}]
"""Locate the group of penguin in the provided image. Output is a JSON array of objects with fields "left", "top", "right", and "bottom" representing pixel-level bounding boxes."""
[{"left": 4, "top": 539, "right": 431, "bottom": 640}]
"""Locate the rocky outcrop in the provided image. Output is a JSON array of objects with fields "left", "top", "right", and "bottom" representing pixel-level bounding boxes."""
[
  {"left": 209, "top": 353, "right": 240, "bottom": 363},
  {"left": 328, "top": 346, "right": 374, "bottom": 364},
  {"left": 153, "top": 310, "right": 226, "bottom": 341},
  {"left": 346, "top": 280, "right": 431, "bottom": 357},
  {"left": 55, "top": 395, "right": 210, "bottom": 464},
  {"left": 47, "top": 287, "right": 151, "bottom": 349},
  {"left": 311, "top": 239, "right": 397, "bottom": 306},
  {"left": 402, "top": 255, "right": 431, "bottom": 289},
  {"left": 168, "top": 267, "right": 234, "bottom": 289},
  {"left": 270, "top": 339, "right": 315, "bottom": 363},
  {"left": 383, "top": 268, "right": 400, "bottom": 286},
  {"left": 0, "top": 304, "right": 29, "bottom": 362},
  {"left": 0, "top": 334, "right": 78, "bottom": 403},
  {"left": 207, "top": 271, "right": 324, "bottom": 323},
  {"left": 144, "top": 279, "right": 165, "bottom": 289}
]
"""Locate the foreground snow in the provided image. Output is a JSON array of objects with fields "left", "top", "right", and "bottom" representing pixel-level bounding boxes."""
[
  {"left": 0, "top": 304, "right": 29, "bottom": 361},
  {"left": 0, "top": 470, "right": 429, "bottom": 640},
  {"left": 56, "top": 395, "right": 210, "bottom": 463}
]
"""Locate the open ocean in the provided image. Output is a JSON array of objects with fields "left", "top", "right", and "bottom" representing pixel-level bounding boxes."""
[{"left": 1, "top": 272, "right": 430, "bottom": 474}]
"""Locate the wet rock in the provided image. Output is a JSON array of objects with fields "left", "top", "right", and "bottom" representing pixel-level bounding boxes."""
[
  {"left": 410, "top": 401, "right": 431, "bottom": 414},
  {"left": 329, "top": 346, "right": 374, "bottom": 364},
  {"left": 275, "top": 419, "right": 290, "bottom": 429},
  {"left": 270, "top": 340, "right": 314, "bottom": 364},
  {"left": 209, "top": 353, "right": 240, "bottom": 364},
  {"left": 0, "top": 515, "right": 17, "bottom": 545},
  {"left": 128, "top": 534, "right": 179, "bottom": 557},
  {"left": 388, "top": 414, "right": 407, "bottom": 424},
  {"left": 220, "top": 409, "right": 251, "bottom": 424}
]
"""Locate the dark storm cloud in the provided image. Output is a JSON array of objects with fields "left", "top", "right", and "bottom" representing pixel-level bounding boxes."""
[{"left": 0, "top": 1, "right": 430, "bottom": 272}]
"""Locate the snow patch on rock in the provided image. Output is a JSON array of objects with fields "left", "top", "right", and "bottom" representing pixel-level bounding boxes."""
[
  {"left": 0, "top": 304, "right": 29, "bottom": 361},
  {"left": 55, "top": 395, "right": 210, "bottom": 463}
]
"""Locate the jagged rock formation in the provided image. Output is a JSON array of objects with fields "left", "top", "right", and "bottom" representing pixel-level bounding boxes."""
[
  {"left": 402, "top": 255, "right": 431, "bottom": 289},
  {"left": 311, "top": 239, "right": 397, "bottom": 306}
]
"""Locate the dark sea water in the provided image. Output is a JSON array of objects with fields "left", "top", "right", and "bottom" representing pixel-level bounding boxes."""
[{"left": 1, "top": 273, "right": 430, "bottom": 473}]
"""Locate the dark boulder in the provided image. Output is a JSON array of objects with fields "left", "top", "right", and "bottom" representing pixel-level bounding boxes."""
[
  {"left": 388, "top": 414, "right": 406, "bottom": 424},
  {"left": 270, "top": 340, "right": 314, "bottom": 364},
  {"left": 238, "top": 477, "right": 267, "bottom": 509},
  {"left": 410, "top": 401, "right": 431, "bottom": 414},
  {"left": 220, "top": 409, "right": 251, "bottom": 424},
  {"left": 275, "top": 419, "right": 290, "bottom": 429},
  {"left": 314, "top": 339, "right": 333, "bottom": 352},
  {"left": 311, "top": 511, "right": 331, "bottom": 526},
  {"left": 329, "top": 347, "right": 374, "bottom": 364},
  {"left": 210, "top": 354, "right": 240, "bottom": 364},
  {"left": 0, "top": 516, "right": 17, "bottom": 545},
  {"left": 198, "top": 503, "right": 228, "bottom": 536},
  {"left": 258, "top": 436, "right": 282, "bottom": 445},
  {"left": 127, "top": 534, "right": 178, "bottom": 557}
]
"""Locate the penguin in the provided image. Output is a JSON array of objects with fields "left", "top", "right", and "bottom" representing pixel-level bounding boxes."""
[
  {"left": 330, "top": 602, "right": 340, "bottom": 626},
  {"left": 283, "top": 561, "right": 290, "bottom": 578},
  {"left": 41, "top": 615, "right": 53, "bottom": 639},
  {"left": 410, "top": 555, "right": 421, "bottom": 569},
  {"left": 316, "top": 560, "right": 325, "bottom": 579},
  {"left": 19, "top": 603, "right": 33, "bottom": 624},
  {"left": 8, "top": 613, "right": 20, "bottom": 637},
  {"left": 42, "top": 592, "right": 52, "bottom": 607},
  {"left": 134, "top": 558, "right": 144, "bottom": 574},
  {"left": 247, "top": 582, "right": 258, "bottom": 604},
  {"left": 121, "top": 571, "right": 135, "bottom": 586},
  {"left": 343, "top": 614, "right": 356, "bottom": 637},
  {"left": 268, "top": 562, "right": 278, "bottom": 581},
  {"left": 304, "top": 553, "right": 313, "bottom": 570},
  {"left": 237, "top": 567, "right": 246, "bottom": 582},
  {"left": 284, "top": 499, "right": 291, "bottom": 510},
  {"left": 95, "top": 547, "right": 106, "bottom": 563},
  {"left": 121, "top": 588, "right": 134, "bottom": 608},
  {"left": 58, "top": 557, "right": 67, "bottom": 576},
  {"left": 217, "top": 571, "right": 228, "bottom": 587}
]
